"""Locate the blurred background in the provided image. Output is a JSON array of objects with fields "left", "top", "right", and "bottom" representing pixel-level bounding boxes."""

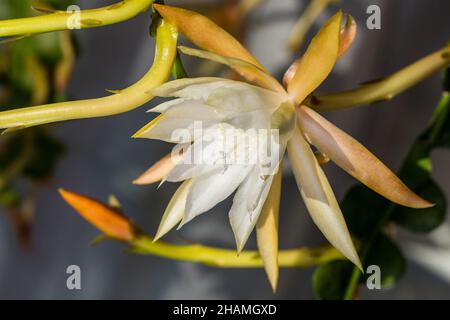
[{"left": 0, "top": 0, "right": 450, "bottom": 299}]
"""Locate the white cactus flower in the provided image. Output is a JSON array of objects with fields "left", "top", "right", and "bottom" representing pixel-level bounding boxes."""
[
  {"left": 134, "top": 77, "right": 294, "bottom": 251},
  {"left": 132, "top": 8, "right": 431, "bottom": 290}
]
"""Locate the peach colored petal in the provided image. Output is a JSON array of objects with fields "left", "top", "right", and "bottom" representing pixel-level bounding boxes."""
[
  {"left": 338, "top": 15, "right": 357, "bottom": 58},
  {"left": 283, "top": 14, "right": 355, "bottom": 90},
  {"left": 297, "top": 106, "right": 433, "bottom": 209},
  {"left": 154, "top": 4, "right": 282, "bottom": 92},
  {"left": 287, "top": 11, "right": 342, "bottom": 104},
  {"left": 287, "top": 126, "right": 362, "bottom": 269},
  {"left": 133, "top": 148, "right": 184, "bottom": 185},
  {"left": 256, "top": 166, "right": 282, "bottom": 292}
]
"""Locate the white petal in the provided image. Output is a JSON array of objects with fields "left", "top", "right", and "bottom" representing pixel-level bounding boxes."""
[
  {"left": 178, "top": 45, "right": 283, "bottom": 92},
  {"left": 154, "top": 99, "right": 226, "bottom": 121},
  {"left": 148, "top": 98, "right": 187, "bottom": 113},
  {"left": 166, "top": 163, "right": 223, "bottom": 182},
  {"left": 152, "top": 77, "right": 285, "bottom": 114},
  {"left": 287, "top": 126, "right": 362, "bottom": 269},
  {"left": 180, "top": 165, "right": 252, "bottom": 226},
  {"left": 150, "top": 77, "right": 230, "bottom": 99},
  {"left": 166, "top": 133, "right": 229, "bottom": 182},
  {"left": 135, "top": 117, "right": 220, "bottom": 143},
  {"left": 226, "top": 109, "right": 270, "bottom": 131},
  {"left": 205, "top": 83, "right": 282, "bottom": 113},
  {"left": 137, "top": 117, "right": 195, "bottom": 143},
  {"left": 229, "top": 167, "right": 274, "bottom": 252},
  {"left": 154, "top": 180, "right": 193, "bottom": 241}
]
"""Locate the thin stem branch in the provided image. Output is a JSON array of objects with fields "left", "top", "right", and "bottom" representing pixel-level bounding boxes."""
[
  {"left": 310, "top": 45, "right": 450, "bottom": 111},
  {"left": 130, "top": 235, "right": 344, "bottom": 268},
  {"left": 0, "top": 0, "right": 154, "bottom": 37},
  {"left": 0, "top": 20, "right": 178, "bottom": 130}
]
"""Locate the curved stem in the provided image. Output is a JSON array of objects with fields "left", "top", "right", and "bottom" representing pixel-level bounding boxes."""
[
  {"left": 0, "top": 19, "right": 178, "bottom": 130},
  {"left": 130, "top": 235, "right": 343, "bottom": 268},
  {"left": 0, "top": 0, "right": 154, "bottom": 37},
  {"left": 60, "top": 187, "right": 344, "bottom": 269},
  {"left": 310, "top": 45, "right": 450, "bottom": 111}
]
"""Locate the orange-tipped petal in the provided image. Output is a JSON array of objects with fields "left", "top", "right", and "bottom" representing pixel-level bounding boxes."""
[
  {"left": 287, "top": 126, "right": 362, "bottom": 270},
  {"left": 59, "top": 189, "right": 136, "bottom": 241},
  {"left": 154, "top": 4, "right": 281, "bottom": 92},
  {"left": 338, "top": 15, "right": 357, "bottom": 58},
  {"left": 297, "top": 106, "right": 433, "bottom": 209},
  {"left": 133, "top": 148, "right": 184, "bottom": 185},
  {"left": 283, "top": 14, "right": 356, "bottom": 88},
  {"left": 282, "top": 60, "right": 299, "bottom": 89},
  {"left": 177, "top": 46, "right": 283, "bottom": 92},
  {"left": 256, "top": 166, "right": 282, "bottom": 292},
  {"left": 287, "top": 11, "right": 342, "bottom": 105}
]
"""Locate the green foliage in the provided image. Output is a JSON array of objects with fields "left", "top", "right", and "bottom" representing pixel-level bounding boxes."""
[
  {"left": 314, "top": 233, "right": 406, "bottom": 299},
  {"left": 0, "top": 0, "right": 74, "bottom": 232},
  {"left": 23, "top": 129, "right": 65, "bottom": 179},
  {"left": 0, "top": 184, "right": 20, "bottom": 207},
  {"left": 1, "top": 0, "right": 79, "bottom": 110},
  {"left": 313, "top": 67, "right": 450, "bottom": 299},
  {"left": 172, "top": 53, "right": 188, "bottom": 79},
  {"left": 313, "top": 260, "right": 353, "bottom": 300},
  {"left": 0, "top": 128, "right": 65, "bottom": 180},
  {"left": 363, "top": 233, "right": 406, "bottom": 288},
  {"left": 340, "top": 185, "right": 387, "bottom": 239}
]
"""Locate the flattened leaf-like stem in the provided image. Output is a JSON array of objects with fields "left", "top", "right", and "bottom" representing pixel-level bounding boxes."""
[
  {"left": 0, "top": 0, "right": 154, "bottom": 37},
  {"left": 0, "top": 20, "right": 177, "bottom": 130},
  {"left": 131, "top": 236, "right": 343, "bottom": 268},
  {"left": 311, "top": 45, "right": 450, "bottom": 111},
  {"left": 60, "top": 188, "right": 343, "bottom": 268}
]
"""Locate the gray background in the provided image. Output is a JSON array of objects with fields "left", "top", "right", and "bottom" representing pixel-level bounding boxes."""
[{"left": 0, "top": 0, "right": 450, "bottom": 299}]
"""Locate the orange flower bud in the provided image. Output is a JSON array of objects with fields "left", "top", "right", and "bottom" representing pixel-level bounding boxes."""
[{"left": 59, "top": 189, "right": 136, "bottom": 241}]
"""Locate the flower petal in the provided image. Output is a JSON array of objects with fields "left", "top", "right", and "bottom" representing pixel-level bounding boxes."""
[
  {"left": 181, "top": 165, "right": 252, "bottom": 226},
  {"left": 287, "top": 126, "right": 361, "bottom": 269},
  {"left": 256, "top": 166, "right": 282, "bottom": 292},
  {"left": 206, "top": 85, "right": 282, "bottom": 114},
  {"left": 151, "top": 77, "right": 284, "bottom": 114},
  {"left": 287, "top": 11, "right": 343, "bottom": 105},
  {"left": 338, "top": 15, "right": 357, "bottom": 58},
  {"left": 153, "top": 4, "right": 281, "bottom": 92},
  {"left": 150, "top": 77, "right": 228, "bottom": 99},
  {"left": 159, "top": 99, "right": 225, "bottom": 120},
  {"left": 165, "top": 139, "right": 226, "bottom": 182},
  {"left": 133, "top": 148, "right": 184, "bottom": 185},
  {"left": 154, "top": 180, "right": 193, "bottom": 241},
  {"left": 133, "top": 115, "right": 220, "bottom": 142},
  {"left": 132, "top": 117, "right": 195, "bottom": 142},
  {"left": 297, "top": 106, "right": 433, "bottom": 208},
  {"left": 166, "top": 163, "right": 224, "bottom": 182},
  {"left": 229, "top": 166, "right": 274, "bottom": 252},
  {"left": 178, "top": 46, "right": 283, "bottom": 92},
  {"left": 283, "top": 12, "right": 357, "bottom": 90}
]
